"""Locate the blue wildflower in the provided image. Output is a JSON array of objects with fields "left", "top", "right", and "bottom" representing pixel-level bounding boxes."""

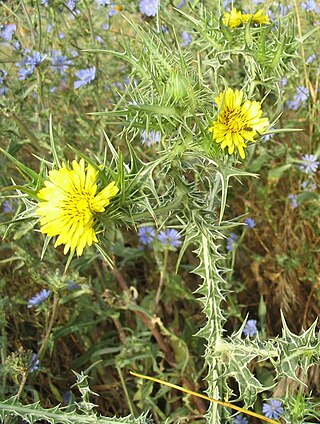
[
  {"left": 28, "top": 289, "right": 51, "bottom": 308},
  {"left": 0, "top": 69, "right": 8, "bottom": 95},
  {"left": 299, "top": 154, "right": 319, "bottom": 174},
  {"left": 2, "top": 200, "right": 13, "bottom": 212},
  {"left": 24, "top": 51, "right": 47, "bottom": 67},
  {"left": 41, "top": 0, "right": 49, "bottom": 5},
  {"left": 139, "top": 0, "right": 159, "bottom": 17},
  {"left": 18, "top": 67, "right": 36, "bottom": 80},
  {"left": 234, "top": 414, "right": 249, "bottom": 424},
  {"left": 306, "top": 53, "right": 317, "bottom": 64},
  {"left": 66, "top": 280, "right": 80, "bottom": 290},
  {"left": 113, "top": 81, "right": 124, "bottom": 90},
  {"left": 17, "top": 51, "right": 47, "bottom": 80},
  {"left": 138, "top": 226, "right": 156, "bottom": 245},
  {"left": 0, "top": 24, "right": 16, "bottom": 41},
  {"left": 96, "top": 0, "right": 110, "bottom": 5},
  {"left": 29, "top": 353, "right": 40, "bottom": 372},
  {"left": 180, "top": 31, "right": 192, "bottom": 47},
  {"left": 51, "top": 50, "right": 73, "bottom": 76},
  {"left": 176, "top": 0, "right": 188, "bottom": 8},
  {"left": 286, "top": 86, "right": 309, "bottom": 110},
  {"left": 244, "top": 217, "right": 255, "bottom": 228},
  {"left": 13, "top": 41, "right": 20, "bottom": 50},
  {"left": 66, "top": 0, "right": 78, "bottom": 11},
  {"left": 107, "top": 5, "right": 121, "bottom": 16},
  {"left": 158, "top": 229, "right": 182, "bottom": 248},
  {"left": 243, "top": 319, "right": 258, "bottom": 337},
  {"left": 262, "top": 400, "right": 284, "bottom": 419},
  {"left": 141, "top": 130, "right": 161, "bottom": 146},
  {"left": 1, "top": 69, "right": 8, "bottom": 83},
  {"left": 288, "top": 194, "right": 298, "bottom": 208},
  {"left": 63, "top": 391, "right": 72, "bottom": 404},
  {"left": 301, "top": 180, "right": 316, "bottom": 192},
  {"left": 279, "top": 77, "right": 287, "bottom": 87},
  {"left": 0, "top": 86, "right": 8, "bottom": 96},
  {"left": 294, "top": 86, "right": 309, "bottom": 103},
  {"left": 74, "top": 67, "right": 96, "bottom": 89},
  {"left": 226, "top": 233, "right": 238, "bottom": 252},
  {"left": 301, "top": 0, "right": 320, "bottom": 12},
  {"left": 222, "top": 0, "right": 233, "bottom": 9},
  {"left": 262, "top": 133, "right": 274, "bottom": 142}
]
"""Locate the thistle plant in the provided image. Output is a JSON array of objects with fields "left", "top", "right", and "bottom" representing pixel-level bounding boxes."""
[{"left": 0, "top": 1, "right": 320, "bottom": 424}]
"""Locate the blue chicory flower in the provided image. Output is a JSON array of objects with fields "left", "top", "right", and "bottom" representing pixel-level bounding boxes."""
[
  {"left": 66, "top": 280, "right": 80, "bottom": 290},
  {"left": 262, "top": 399, "right": 284, "bottom": 419},
  {"left": 141, "top": 130, "right": 161, "bottom": 146},
  {"left": 234, "top": 414, "right": 249, "bottom": 424},
  {"left": 139, "top": 0, "right": 159, "bottom": 17},
  {"left": 299, "top": 154, "right": 319, "bottom": 174},
  {"left": 27, "top": 289, "right": 51, "bottom": 308},
  {"left": 243, "top": 319, "right": 258, "bottom": 337},
  {"left": 29, "top": 353, "right": 40, "bottom": 372},
  {"left": 262, "top": 133, "right": 274, "bottom": 142},
  {"left": 0, "top": 69, "right": 7, "bottom": 95},
  {"left": 301, "top": 180, "right": 316, "bottom": 192},
  {"left": 180, "top": 31, "right": 192, "bottom": 47},
  {"left": 51, "top": 50, "right": 73, "bottom": 75},
  {"left": 0, "top": 24, "right": 16, "bottom": 41},
  {"left": 288, "top": 194, "right": 298, "bottom": 208},
  {"left": 96, "top": 0, "right": 110, "bottom": 5},
  {"left": 306, "top": 53, "right": 317, "bottom": 64},
  {"left": 138, "top": 226, "right": 156, "bottom": 245},
  {"left": 286, "top": 86, "right": 309, "bottom": 110},
  {"left": 66, "top": 0, "right": 79, "bottom": 11},
  {"left": 244, "top": 217, "right": 255, "bottom": 228},
  {"left": 17, "top": 51, "right": 47, "bottom": 80},
  {"left": 176, "top": 0, "right": 188, "bottom": 9},
  {"left": 301, "top": 0, "right": 320, "bottom": 12},
  {"left": 158, "top": 229, "right": 182, "bottom": 248},
  {"left": 226, "top": 233, "right": 238, "bottom": 252},
  {"left": 74, "top": 67, "right": 96, "bottom": 89},
  {"left": 0, "top": 86, "right": 8, "bottom": 96},
  {"left": 2, "top": 200, "right": 13, "bottom": 212},
  {"left": 107, "top": 5, "right": 121, "bottom": 16},
  {"left": 63, "top": 391, "right": 72, "bottom": 403}
]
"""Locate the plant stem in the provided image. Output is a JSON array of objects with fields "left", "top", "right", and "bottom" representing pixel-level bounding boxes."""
[
  {"left": 16, "top": 293, "right": 59, "bottom": 399},
  {"left": 154, "top": 247, "right": 169, "bottom": 310}
]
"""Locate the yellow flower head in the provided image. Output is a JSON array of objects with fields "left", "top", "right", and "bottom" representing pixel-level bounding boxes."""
[
  {"left": 36, "top": 159, "right": 119, "bottom": 256},
  {"left": 208, "top": 88, "right": 269, "bottom": 159},
  {"left": 223, "top": 8, "right": 270, "bottom": 28},
  {"left": 222, "top": 8, "right": 243, "bottom": 28},
  {"left": 242, "top": 9, "right": 270, "bottom": 25},
  {"left": 252, "top": 9, "right": 270, "bottom": 25}
]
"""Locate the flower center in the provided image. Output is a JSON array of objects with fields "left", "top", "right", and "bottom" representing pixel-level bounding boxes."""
[
  {"left": 62, "top": 190, "right": 94, "bottom": 223},
  {"left": 76, "top": 197, "right": 90, "bottom": 213},
  {"left": 223, "top": 108, "right": 246, "bottom": 133}
]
